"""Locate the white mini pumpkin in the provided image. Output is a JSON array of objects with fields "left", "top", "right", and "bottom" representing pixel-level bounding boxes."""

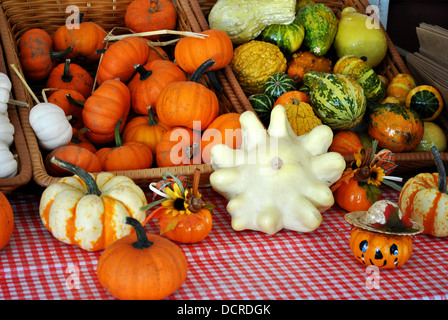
[
  {"left": 29, "top": 102, "right": 72, "bottom": 150},
  {"left": 0, "top": 114, "right": 14, "bottom": 147},
  {"left": 0, "top": 142, "right": 18, "bottom": 178}
]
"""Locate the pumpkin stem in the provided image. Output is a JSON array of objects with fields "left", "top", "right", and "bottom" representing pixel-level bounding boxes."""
[
  {"left": 66, "top": 93, "right": 85, "bottom": 107},
  {"left": 190, "top": 59, "right": 216, "bottom": 83},
  {"left": 114, "top": 119, "right": 123, "bottom": 148},
  {"left": 49, "top": 46, "right": 73, "bottom": 60},
  {"left": 431, "top": 145, "right": 447, "bottom": 194},
  {"left": 71, "top": 127, "right": 91, "bottom": 144},
  {"left": 125, "top": 217, "right": 153, "bottom": 249},
  {"left": 61, "top": 59, "right": 73, "bottom": 83},
  {"left": 134, "top": 64, "right": 153, "bottom": 81},
  {"left": 146, "top": 106, "right": 158, "bottom": 126},
  {"left": 206, "top": 71, "right": 223, "bottom": 92},
  {"left": 50, "top": 156, "right": 101, "bottom": 196}
]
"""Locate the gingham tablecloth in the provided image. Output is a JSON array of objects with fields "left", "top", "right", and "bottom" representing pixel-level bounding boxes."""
[{"left": 1, "top": 184, "right": 447, "bottom": 300}]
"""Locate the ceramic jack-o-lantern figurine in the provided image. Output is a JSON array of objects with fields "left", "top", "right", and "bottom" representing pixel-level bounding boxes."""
[{"left": 345, "top": 200, "right": 423, "bottom": 269}]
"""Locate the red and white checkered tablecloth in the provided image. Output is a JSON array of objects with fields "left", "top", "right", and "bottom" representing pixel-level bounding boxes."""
[{"left": 1, "top": 184, "right": 447, "bottom": 300}]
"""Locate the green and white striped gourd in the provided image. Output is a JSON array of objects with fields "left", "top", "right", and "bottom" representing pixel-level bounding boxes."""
[
  {"left": 259, "top": 15, "right": 305, "bottom": 54},
  {"left": 303, "top": 71, "right": 366, "bottom": 130},
  {"left": 333, "top": 55, "right": 386, "bottom": 102},
  {"left": 264, "top": 73, "right": 296, "bottom": 99}
]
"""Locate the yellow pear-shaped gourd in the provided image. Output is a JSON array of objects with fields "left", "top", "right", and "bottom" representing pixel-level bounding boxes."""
[
  {"left": 209, "top": 106, "right": 346, "bottom": 235},
  {"left": 334, "top": 7, "right": 387, "bottom": 68}
]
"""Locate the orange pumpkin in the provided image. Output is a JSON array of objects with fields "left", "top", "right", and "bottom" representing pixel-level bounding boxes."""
[
  {"left": 96, "top": 36, "right": 150, "bottom": 85},
  {"left": 349, "top": 227, "right": 413, "bottom": 269},
  {"left": 125, "top": 0, "right": 178, "bottom": 41},
  {"left": 386, "top": 73, "right": 416, "bottom": 104},
  {"left": 53, "top": 12, "right": 107, "bottom": 63},
  {"left": 97, "top": 217, "right": 188, "bottom": 300},
  {"left": 156, "top": 59, "right": 219, "bottom": 130},
  {"left": 128, "top": 60, "right": 186, "bottom": 115},
  {"left": 334, "top": 177, "right": 377, "bottom": 212},
  {"left": 0, "top": 192, "right": 14, "bottom": 251},
  {"left": 201, "top": 113, "right": 242, "bottom": 164},
  {"left": 18, "top": 28, "right": 72, "bottom": 81},
  {"left": 367, "top": 103, "right": 424, "bottom": 153},
  {"left": 146, "top": 40, "right": 169, "bottom": 63},
  {"left": 47, "top": 89, "right": 85, "bottom": 129},
  {"left": 273, "top": 90, "right": 310, "bottom": 107},
  {"left": 82, "top": 79, "right": 131, "bottom": 144},
  {"left": 96, "top": 120, "right": 153, "bottom": 171},
  {"left": 122, "top": 107, "right": 171, "bottom": 156},
  {"left": 46, "top": 59, "right": 94, "bottom": 98},
  {"left": 174, "top": 29, "right": 233, "bottom": 74},
  {"left": 155, "top": 127, "right": 202, "bottom": 167},
  {"left": 329, "top": 130, "right": 364, "bottom": 155},
  {"left": 45, "top": 145, "right": 102, "bottom": 176}
]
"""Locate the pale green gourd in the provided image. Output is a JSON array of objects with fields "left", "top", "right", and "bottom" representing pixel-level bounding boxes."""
[{"left": 208, "top": 0, "right": 296, "bottom": 44}]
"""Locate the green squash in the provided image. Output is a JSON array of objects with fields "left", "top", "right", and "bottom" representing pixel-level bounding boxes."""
[
  {"left": 333, "top": 55, "right": 386, "bottom": 102},
  {"left": 303, "top": 71, "right": 366, "bottom": 130},
  {"left": 259, "top": 16, "right": 305, "bottom": 54},
  {"left": 298, "top": 3, "right": 338, "bottom": 56},
  {"left": 405, "top": 85, "right": 444, "bottom": 121},
  {"left": 248, "top": 93, "right": 275, "bottom": 127},
  {"left": 264, "top": 73, "right": 296, "bottom": 99}
]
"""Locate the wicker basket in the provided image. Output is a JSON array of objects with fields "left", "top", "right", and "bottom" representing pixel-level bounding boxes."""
[
  {"left": 0, "top": 32, "right": 32, "bottom": 193},
  {"left": 0, "top": 0, "right": 255, "bottom": 188},
  {"left": 187, "top": 0, "right": 448, "bottom": 174}
]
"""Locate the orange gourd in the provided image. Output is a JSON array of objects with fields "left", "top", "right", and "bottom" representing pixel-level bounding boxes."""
[
  {"left": 18, "top": 28, "right": 72, "bottom": 81},
  {"left": 155, "top": 127, "right": 202, "bottom": 167},
  {"left": 273, "top": 90, "right": 310, "bottom": 107},
  {"left": 97, "top": 217, "right": 188, "bottom": 300},
  {"left": 0, "top": 192, "right": 14, "bottom": 251},
  {"left": 286, "top": 51, "right": 332, "bottom": 84},
  {"left": 174, "top": 29, "right": 233, "bottom": 74},
  {"left": 47, "top": 89, "right": 85, "bottom": 129},
  {"left": 329, "top": 130, "right": 364, "bottom": 155},
  {"left": 125, "top": 0, "right": 178, "bottom": 40},
  {"left": 128, "top": 60, "right": 186, "bottom": 115},
  {"left": 53, "top": 12, "right": 107, "bottom": 63},
  {"left": 386, "top": 73, "right": 416, "bottom": 104},
  {"left": 122, "top": 107, "right": 171, "bottom": 156},
  {"left": 46, "top": 59, "right": 94, "bottom": 98},
  {"left": 96, "top": 120, "right": 153, "bottom": 171},
  {"left": 367, "top": 103, "right": 424, "bottom": 153},
  {"left": 334, "top": 177, "right": 377, "bottom": 212},
  {"left": 349, "top": 227, "right": 413, "bottom": 269},
  {"left": 156, "top": 59, "right": 219, "bottom": 130},
  {"left": 96, "top": 36, "right": 150, "bottom": 85},
  {"left": 45, "top": 145, "right": 102, "bottom": 176},
  {"left": 201, "top": 113, "right": 242, "bottom": 164},
  {"left": 82, "top": 79, "right": 131, "bottom": 144}
]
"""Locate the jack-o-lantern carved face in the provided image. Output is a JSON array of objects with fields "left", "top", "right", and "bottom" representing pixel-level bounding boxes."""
[{"left": 349, "top": 227, "right": 413, "bottom": 269}]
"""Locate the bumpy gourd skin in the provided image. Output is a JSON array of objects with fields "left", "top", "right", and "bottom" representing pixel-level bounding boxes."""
[
  {"left": 230, "top": 40, "right": 287, "bottom": 94},
  {"left": 298, "top": 3, "right": 338, "bottom": 56},
  {"left": 209, "top": 105, "right": 346, "bottom": 235}
]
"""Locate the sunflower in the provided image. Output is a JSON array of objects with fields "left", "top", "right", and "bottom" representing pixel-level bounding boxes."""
[
  {"left": 367, "top": 165, "right": 385, "bottom": 187},
  {"left": 161, "top": 184, "right": 203, "bottom": 217}
]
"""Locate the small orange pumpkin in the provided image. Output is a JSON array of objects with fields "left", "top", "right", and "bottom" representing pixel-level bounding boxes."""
[
  {"left": 0, "top": 192, "right": 14, "bottom": 251},
  {"left": 334, "top": 177, "right": 378, "bottom": 212},
  {"left": 97, "top": 217, "right": 188, "bottom": 300},
  {"left": 155, "top": 127, "right": 202, "bottom": 167},
  {"left": 386, "top": 73, "right": 416, "bottom": 104},
  {"left": 122, "top": 106, "right": 171, "bottom": 156},
  {"left": 156, "top": 59, "right": 220, "bottom": 131},
  {"left": 47, "top": 89, "right": 86, "bottom": 129},
  {"left": 68, "top": 127, "right": 97, "bottom": 154},
  {"left": 95, "top": 120, "right": 153, "bottom": 171},
  {"left": 273, "top": 90, "right": 310, "bottom": 107},
  {"left": 200, "top": 113, "right": 242, "bottom": 164},
  {"left": 45, "top": 145, "right": 102, "bottom": 176},
  {"left": 46, "top": 59, "right": 94, "bottom": 98}
]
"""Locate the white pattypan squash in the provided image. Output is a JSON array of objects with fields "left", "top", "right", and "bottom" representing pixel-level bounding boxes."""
[
  {"left": 0, "top": 114, "right": 14, "bottom": 147},
  {"left": 0, "top": 143, "right": 18, "bottom": 178},
  {"left": 29, "top": 102, "right": 72, "bottom": 150},
  {"left": 209, "top": 105, "right": 346, "bottom": 235}
]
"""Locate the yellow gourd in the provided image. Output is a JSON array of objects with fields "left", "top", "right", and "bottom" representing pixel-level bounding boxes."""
[
  {"left": 282, "top": 100, "right": 322, "bottom": 136},
  {"left": 230, "top": 40, "right": 287, "bottom": 94}
]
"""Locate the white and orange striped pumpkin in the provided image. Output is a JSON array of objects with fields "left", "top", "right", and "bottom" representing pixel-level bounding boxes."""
[
  {"left": 398, "top": 146, "right": 448, "bottom": 237},
  {"left": 39, "top": 157, "right": 147, "bottom": 251}
]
